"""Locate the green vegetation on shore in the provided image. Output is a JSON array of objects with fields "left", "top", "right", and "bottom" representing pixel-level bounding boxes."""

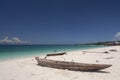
[{"left": 83, "top": 41, "right": 120, "bottom": 46}]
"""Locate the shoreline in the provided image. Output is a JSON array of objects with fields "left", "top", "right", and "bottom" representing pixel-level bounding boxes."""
[
  {"left": 0, "top": 45, "right": 107, "bottom": 62},
  {"left": 0, "top": 46, "right": 120, "bottom": 80},
  {"left": 0, "top": 45, "right": 105, "bottom": 61}
]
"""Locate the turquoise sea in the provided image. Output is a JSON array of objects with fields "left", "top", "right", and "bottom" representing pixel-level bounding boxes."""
[{"left": 0, "top": 45, "right": 105, "bottom": 61}]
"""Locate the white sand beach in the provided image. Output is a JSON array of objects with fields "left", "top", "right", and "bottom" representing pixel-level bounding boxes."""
[{"left": 0, "top": 46, "right": 120, "bottom": 80}]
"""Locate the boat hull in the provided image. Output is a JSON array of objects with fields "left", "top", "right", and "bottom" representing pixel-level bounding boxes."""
[{"left": 35, "top": 57, "right": 112, "bottom": 71}]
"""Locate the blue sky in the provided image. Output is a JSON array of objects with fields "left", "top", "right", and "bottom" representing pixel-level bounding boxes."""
[{"left": 0, "top": 0, "right": 120, "bottom": 44}]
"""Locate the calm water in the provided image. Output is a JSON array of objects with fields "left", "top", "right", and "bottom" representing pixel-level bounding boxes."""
[{"left": 0, "top": 45, "right": 105, "bottom": 60}]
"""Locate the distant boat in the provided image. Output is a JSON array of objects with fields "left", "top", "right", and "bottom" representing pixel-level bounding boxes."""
[
  {"left": 46, "top": 52, "right": 67, "bottom": 56},
  {"left": 35, "top": 57, "right": 112, "bottom": 71}
]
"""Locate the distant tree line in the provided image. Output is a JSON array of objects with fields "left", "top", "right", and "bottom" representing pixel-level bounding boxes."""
[{"left": 80, "top": 40, "right": 120, "bottom": 46}]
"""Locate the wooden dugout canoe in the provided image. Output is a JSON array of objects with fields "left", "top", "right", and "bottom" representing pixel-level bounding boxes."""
[
  {"left": 35, "top": 57, "right": 112, "bottom": 71},
  {"left": 46, "top": 52, "right": 67, "bottom": 56}
]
